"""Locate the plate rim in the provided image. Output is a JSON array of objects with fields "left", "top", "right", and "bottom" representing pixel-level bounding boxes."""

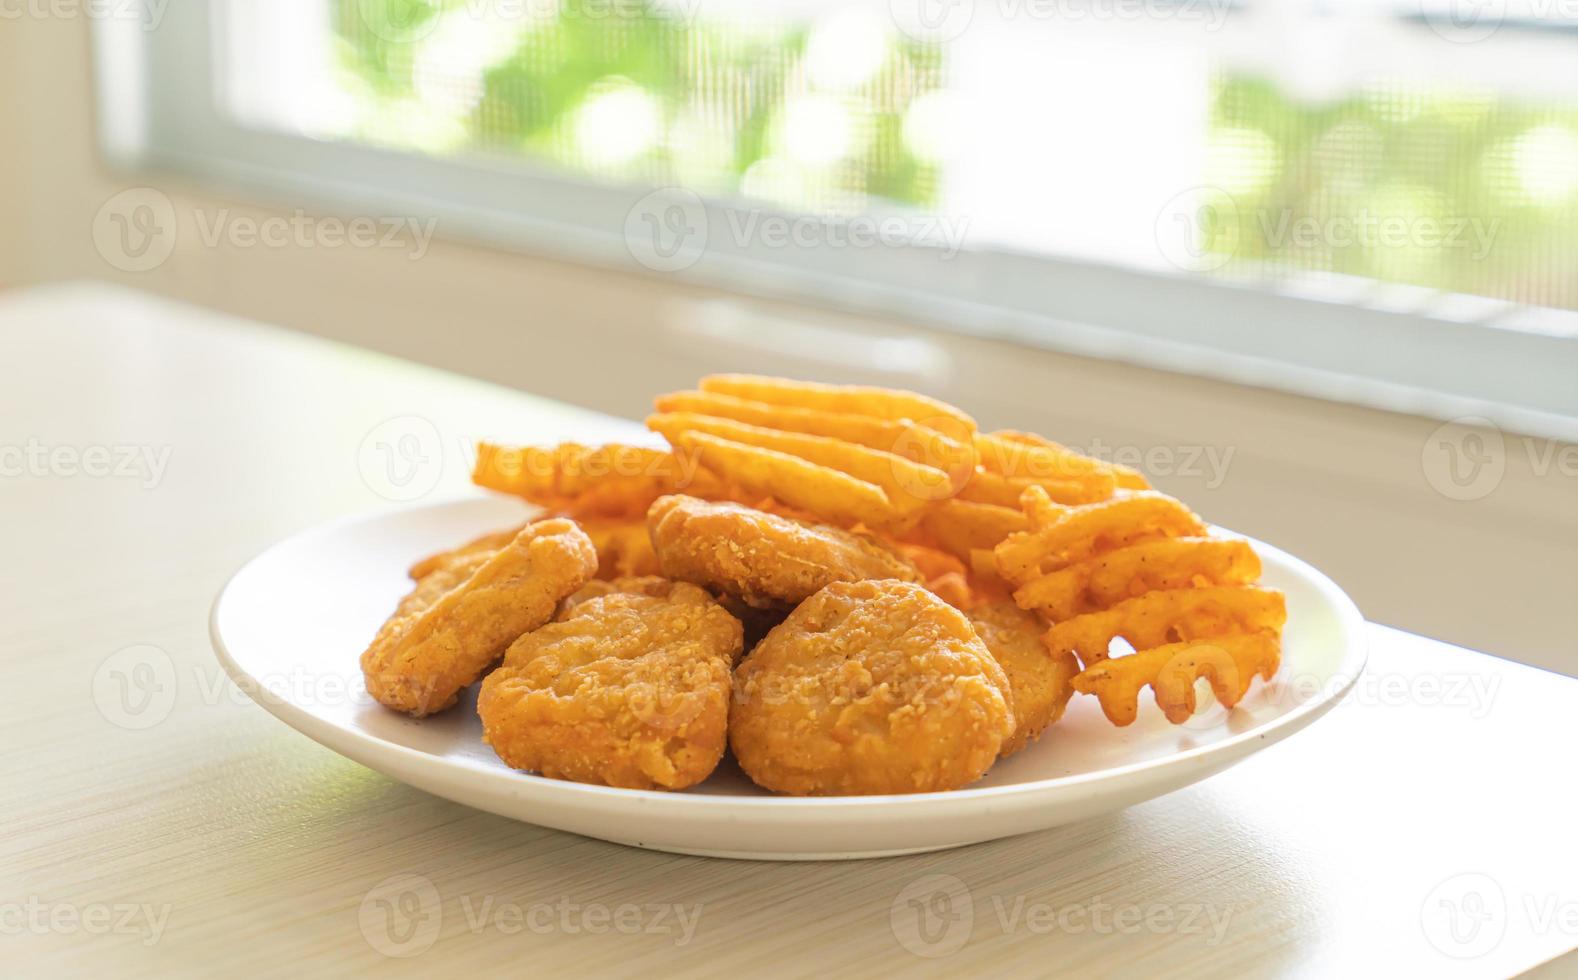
[{"left": 210, "top": 496, "right": 1368, "bottom": 814}]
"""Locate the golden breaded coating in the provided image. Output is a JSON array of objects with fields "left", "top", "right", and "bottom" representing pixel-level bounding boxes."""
[
  {"left": 566, "top": 576, "right": 760, "bottom": 663},
  {"left": 411, "top": 516, "right": 660, "bottom": 585},
  {"left": 361, "top": 519, "right": 598, "bottom": 717},
  {"left": 478, "top": 583, "right": 742, "bottom": 790},
  {"left": 730, "top": 580, "right": 1014, "bottom": 795},
  {"left": 407, "top": 524, "right": 524, "bottom": 580},
  {"left": 647, "top": 495, "right": 921, "bottom": 609},
  {"left": 562, "top": 575, "right": 679, "bottom": 611},
  {"left": 968, "top": 602, "right": 1079, "bottom": 757}
]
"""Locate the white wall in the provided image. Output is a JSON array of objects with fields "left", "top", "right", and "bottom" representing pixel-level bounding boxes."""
[{"left": 1, "top": 15, "right": 1573, "bottom": 674}]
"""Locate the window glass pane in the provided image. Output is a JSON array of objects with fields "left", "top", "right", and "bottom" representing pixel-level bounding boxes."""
[{"left": 218, "top": 0, "right": 1578, "bottom": 310}]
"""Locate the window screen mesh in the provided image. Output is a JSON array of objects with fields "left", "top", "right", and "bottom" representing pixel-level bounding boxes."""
[{"left": 225, "top": 0, "right": 1578, "bottom": 310}]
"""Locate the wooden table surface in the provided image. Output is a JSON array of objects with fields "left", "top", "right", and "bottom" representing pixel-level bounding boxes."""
[{"left": 4, "top": 282, "right": 1576, "bottom": 979}]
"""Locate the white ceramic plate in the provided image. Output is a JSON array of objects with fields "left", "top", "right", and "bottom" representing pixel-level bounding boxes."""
[{"left": 211, "top": 496, "right": 1366, "bottom": 861}]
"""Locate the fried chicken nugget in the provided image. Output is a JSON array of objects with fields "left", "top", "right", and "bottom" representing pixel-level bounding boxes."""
[
  {"left": 478, "top": 582, "right": 743, "bottom": 790},
  {"left": 407, "top": 524, "right": 526, "bottom": 580},
  {"left": 562, "top": 574, "right": 678, "bottom": 610},
  {"left": 647, "top": 494, "right": 921, "bottom": 609},
  {"left": 361, "top": 519, "right": 597, "bottom": 717},
  {"left": 730, "top": 580, "right": 1014, "bottom": 795},
  {"left": 564, "top": 575, "right": 774, "bottom": 661},
  {"left": 968, "top": 602, "right": 1079, "bottom": 757}
]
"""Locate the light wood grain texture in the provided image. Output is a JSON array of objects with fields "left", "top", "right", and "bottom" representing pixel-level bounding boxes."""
[{"left": 2, "top": 283, "right": 1575, "bottom": 978}]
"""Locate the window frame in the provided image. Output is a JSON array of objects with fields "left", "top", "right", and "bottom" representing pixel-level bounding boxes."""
[{"left": 92, "top": 4, "right": 1578, "bottom": 443}]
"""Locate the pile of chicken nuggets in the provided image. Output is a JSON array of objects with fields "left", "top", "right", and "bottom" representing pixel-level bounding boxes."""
[{"left": 360, "top": 375, "right": 1287, "bottom": 795}]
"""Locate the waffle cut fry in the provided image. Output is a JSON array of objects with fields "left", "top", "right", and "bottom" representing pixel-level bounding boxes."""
[
  {"left": 647, "top": 376, "right": 979, "bottom": 531},
  {"left": 985, "top": 430, "right": 1150, "bottom": 491},
  {"left": 994, "top": 488, "right": 1207, "bottom": 583},
  {"left": 908, "top": 499, "right": 1027, "bottom": 562},
  {"left": 472, "top": 442, "right": 728, "bottom": 519},
  {"left": 951, "top": 428, "right": 1150, "bottom": 509},
  {"left": 1071, "top": 631, "right": 1282, "bottom": 725},
  {"left": 994, "top": 484, "right": 1287, "bottom": 726}
]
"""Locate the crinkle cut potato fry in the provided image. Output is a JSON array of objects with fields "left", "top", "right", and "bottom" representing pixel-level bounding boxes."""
[
  {"left": 984, "top": 429, "right": 1150, "bottom": 491},
  {"left": 648, "top": 412, "right": 953, "bottom": 513},
  {"left": 956, "top": 466, "right": 1115, "bottom": 508},
  {"left": 995, "top": 488, "right": 1209, "bottom": 583},
  {"left": 668, "top": 430, "right": 904, "bottom": 530},
  {"left": 1045, "top": 585, "right": 1287, "bottom": 668},
  {"left": 1072, "top": 631, "right": 1283, "bottom": 726},
  {"left": 471, "top": 441, "right": 725, "bottom": 518},
  {"left": 912, "top": 499, "right": 1029, "bottom": 562},
  {"left": 1013, "top": 536, "right": 1262, "bottom": 621},
  {"left": 697, "top": 373, "right": 977, "bottom": 433},
  {"left": 653, "top": 389, "right": 977, "bottom": 481},
  {"left": 949, "top": 428, "right": 1152, "bottom": 515},
  {"left": 990, "top": 471, "right": 1288, "bottom": 727},
  {"left": 360, "top": 519, "right": 598, "bottom": 717},
  {"left": 647, "top": 377, "right": 981, "bottom": 532}
]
